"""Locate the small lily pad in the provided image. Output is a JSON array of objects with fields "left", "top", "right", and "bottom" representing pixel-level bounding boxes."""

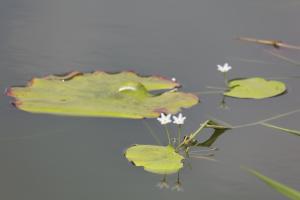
[
  {"left": 125, "top": 145, "right": 184, "bottom": 175},
  {"left": 224, "top": 77, "right": 286, "bottom": 99},
  {"left": 6, "top": 71, "right": 199, "bottom": 118}
]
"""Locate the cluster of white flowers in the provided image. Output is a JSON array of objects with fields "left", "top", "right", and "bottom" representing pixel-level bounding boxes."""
[
  {"left": 157, "top": 113, "right": 186, "bottom": 125},
  {"left": 217, "top": 63, "right": 232, "bottom": 73}
]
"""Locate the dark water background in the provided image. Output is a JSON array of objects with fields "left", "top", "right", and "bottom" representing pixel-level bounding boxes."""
[{"left": 1, "top": 0, "right": 300, "bottom": 199}]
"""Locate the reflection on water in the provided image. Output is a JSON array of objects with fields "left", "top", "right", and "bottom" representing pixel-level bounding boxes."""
[{"left": 124, "top": 120, "right": 229, "bottom": 191}]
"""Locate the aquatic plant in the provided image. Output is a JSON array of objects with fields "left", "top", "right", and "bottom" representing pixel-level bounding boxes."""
[
  {"left": 224, "top": 77, "right": 286, "bottom": 99},
  {"left": 124, "top": 116, "right": 228, "bottom": 190},
  {"left": 6, "top": 71, "right": 198, "bottom": 118},
  {"left": 197, "top": 64, "right": 287, "bottom": 99},
  {"left": 217, "top": 62, "right": 232, "bottom": 87},
  {"left": 125, "top": 145, "right": 184, "bottom": 175},
  {"left": 4, "top": 59, "right": 300, "bottom": 196}
]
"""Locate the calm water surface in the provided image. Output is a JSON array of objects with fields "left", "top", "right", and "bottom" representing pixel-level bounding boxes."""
[{"left": 1, "top": 0, "right": 300, "bottom": 199}]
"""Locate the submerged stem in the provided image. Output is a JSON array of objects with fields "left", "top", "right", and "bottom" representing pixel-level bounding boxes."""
[
  {"left": 206, "top": 86, "right": 228, "bottom": 90},
  {"left": 142, "top": 120, "right": 162, "bottom": 145},
  {"left": 208, "top": 116, "right": 234, "bottom": 128},
  {"left": 266, "top": 49, "right": 300, "bottom": 66},
  {"left": 233, "top": 108, "right": 300, "bottom": 129},
  {"left": 210, "top": 108, "right": 300, "bottom": 130},
  {"left": 260, "top": 122, "right": 300, "bottom": 136},
  {"left": 192, "top": 90, "right": 224, "bottom": 95}
]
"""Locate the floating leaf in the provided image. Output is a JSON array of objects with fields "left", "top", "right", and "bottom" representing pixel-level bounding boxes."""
[
  {"left": 6, "top": 71, "right": 199, "bottom": 118},
  {"left": 245, "top": 168, "right": 300, "bottom": 200},
  {"left": 125, "top": 145, "right": 184, "bottom": 175},
  {"left": 197, "top": 121, "right": 230, "bottom": 147},
  {"left": 224, "top": 77, "right": 286, "bottom": 99}
]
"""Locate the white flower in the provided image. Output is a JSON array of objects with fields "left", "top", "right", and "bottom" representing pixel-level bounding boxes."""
[
  {"left": 217, "top": 63, "right": 232, "bottom": 73},
  {"left": 157, "top": 113, "right": 172, "bottom": 125},
  {"left": 172, "top": 113, "right": 186, "bottom": 125}
]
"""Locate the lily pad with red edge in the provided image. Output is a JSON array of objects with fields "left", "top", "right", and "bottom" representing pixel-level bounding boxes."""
[{"left": 6, "top": 71, "right": 199, "bottom": 119}]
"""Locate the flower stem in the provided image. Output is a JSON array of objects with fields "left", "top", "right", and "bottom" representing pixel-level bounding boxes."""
[
  {"left": 223, "top": 72, "right": 229, "bottom": 88},
  {"left": 177, "top": 125, "right": 182, "bottom": 145},
  {"left": 164, "top": 125, "right": 171, "bottom": 145}
]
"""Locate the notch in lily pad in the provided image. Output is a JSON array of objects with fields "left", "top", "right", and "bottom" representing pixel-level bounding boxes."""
[
  {"left": 6, "top": 71, "right": 199, "bottom": 119},
  {"left": 224, "top": 77, "right": 286, "bottom": 99}
]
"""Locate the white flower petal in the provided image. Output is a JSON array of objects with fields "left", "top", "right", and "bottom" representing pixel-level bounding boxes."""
[
  {"left": 217, "top": 63, "right": 232, "bottom": 73},
  {"left": 157, "top": 113, "right": 172, "bottom": 125},
  {"left": 172, "top": 113, "right": 186, "bottom": 125}
]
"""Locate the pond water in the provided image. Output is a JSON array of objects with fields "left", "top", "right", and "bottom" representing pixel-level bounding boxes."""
[{"left": 1, "top": 0, "right": 300, "bottom": 199}]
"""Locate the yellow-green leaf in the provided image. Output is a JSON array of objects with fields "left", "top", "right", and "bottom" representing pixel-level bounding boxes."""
[
  {"left": 125, "top": 145, "right": 184, "bottom": 175},
  {"left": 224, "top": 77, "right": 286, "bottom": 99},
  {"left": 246, "top": 168, "right": 300, "bottom": 200},
  {"left": 6, "top": 71, "right": 198, "bottom": 118}
]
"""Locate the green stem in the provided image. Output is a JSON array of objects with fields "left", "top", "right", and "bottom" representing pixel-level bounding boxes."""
[
  {"left": 260, "top": 122, "right": 300, "bottom": 136},
  {"left": 177, "top": 125, "right": 182, "bottom": 145},
  {"left": 189, "top": 120, "right": 210, "bottom": 139},
  {"left": 177, "top": 171, "right": 180, "bottom": 184},
  {"left": 210, "top": 108, "right": 300, "bottom": 130},
  {"left": 164, "top": 125, "right": 171, "bottom": 145},
  {"left": 232, "top": 108, "right": 300, "bottom": 129},
  {"left": 177, "top": 120, "right": 210, "bottom": 149},
  {"left": 163, "top": 174, "right": 167, "bottom": 182},
  {"left": 224, "top": 72, "right": 228, "bottom": 88},
  {"left": 266, "top": 49, "right": 300, "bottom": 66}
]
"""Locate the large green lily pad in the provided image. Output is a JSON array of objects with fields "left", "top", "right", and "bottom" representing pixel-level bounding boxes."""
[
  {"left": 224, "top": 77, "right": 286, "bottom": 99},
  {"left": 6, "top": 71, "right": 198, "bottom": 118},
  {"left": 125, "top": 145, "right": 184, "bottom": 175}
]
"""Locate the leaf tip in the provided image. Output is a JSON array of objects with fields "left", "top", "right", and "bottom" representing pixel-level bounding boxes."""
[
  {"left": 11, "top": 100, "right": 23, "bottom": 108},
  {"left": 28, "top": 78, "right": 37, "bottom": 86},
  {"left": 4, "top": 87, "right": 13, "bottom": 96}
]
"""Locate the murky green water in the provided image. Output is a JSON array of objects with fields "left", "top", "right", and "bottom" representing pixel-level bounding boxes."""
[{"left": 1, "top": 0, "right": 300, "bottom": 199}]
